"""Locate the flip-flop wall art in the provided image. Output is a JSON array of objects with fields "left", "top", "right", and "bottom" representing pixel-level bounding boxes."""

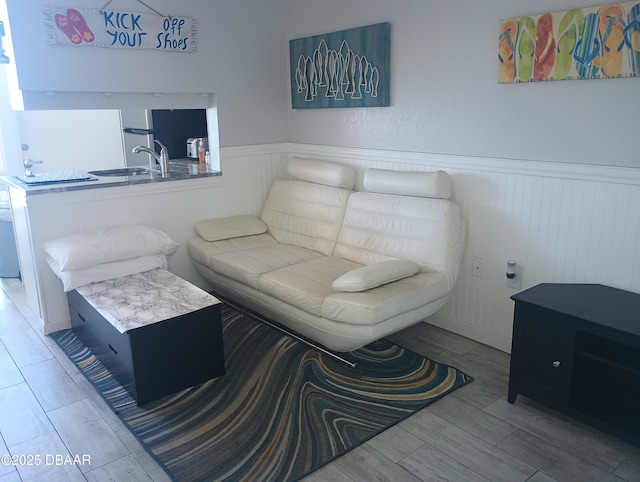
[{"left": 499, "top": 1, "right": 640, "bottom": 82}]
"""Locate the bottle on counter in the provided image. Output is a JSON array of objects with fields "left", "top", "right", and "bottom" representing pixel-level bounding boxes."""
[{"left": 197, "top": 138, "right": 206, "bottom": 164}]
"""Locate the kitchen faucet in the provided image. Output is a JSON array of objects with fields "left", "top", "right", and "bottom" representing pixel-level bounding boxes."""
[
  {"left": 23, "top": 158, "right": 43, "bottom": 177},
  {"left": 132, "top": 140, "right": 169, "bottom": 175},
  {"left": 21, "top": 144, "right": 43, "bottom": 176}
]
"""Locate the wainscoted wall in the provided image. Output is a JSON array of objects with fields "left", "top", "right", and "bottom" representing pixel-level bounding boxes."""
[
  {"left": 218, "top": 145, "right": 290, "bottom": 217},
  {"left": 9, "top": 147, "right": 290, "bottom": 335},
  {"left": 223, "top": 143, "right": 640, "bottom": 353},
  {"left": 12, "top": 143, "right": 638, "bottom": 346}
]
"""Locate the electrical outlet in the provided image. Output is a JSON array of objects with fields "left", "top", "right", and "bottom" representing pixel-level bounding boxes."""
[{"left": 472, "top": 256, "right": 484, "bottom": 278}]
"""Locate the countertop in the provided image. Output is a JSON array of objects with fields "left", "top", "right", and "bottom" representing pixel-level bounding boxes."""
[{"left": 0, "top": 159, "right": 221, "bottom": 195}]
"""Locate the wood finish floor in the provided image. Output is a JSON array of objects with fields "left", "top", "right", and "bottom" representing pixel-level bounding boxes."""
[{"left": 1, "top": 278, "right": 639, "bottom": 481}]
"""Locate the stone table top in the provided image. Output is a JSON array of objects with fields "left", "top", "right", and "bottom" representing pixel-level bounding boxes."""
[{"left": 75, "top": 268, "right": 221, "bottom": 333}]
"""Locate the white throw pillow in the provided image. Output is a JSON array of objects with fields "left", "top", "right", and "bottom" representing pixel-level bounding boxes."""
[
  {"left": 332, "top": 259, "right": 420, "bottom": 292},
  {"left": 44, "top": 224, "right": 179, "bottom": 272},
  {"left": 195, "top": 215, "right": 268, "bottom": 242},
  {"left": 46, "top": 254, "right": 168, "bottom": 291}
]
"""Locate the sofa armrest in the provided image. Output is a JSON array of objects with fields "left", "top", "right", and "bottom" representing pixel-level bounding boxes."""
[
  {"left": 195, "top": 215, "right": 268, "bottom": 242},
  {"left": 332, "top": 259, "right": 420, "bottom": 292}
]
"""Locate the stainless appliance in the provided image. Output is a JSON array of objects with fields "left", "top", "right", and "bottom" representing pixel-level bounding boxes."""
[{"left": 186, "top": 138, "right": 198, "bottom": 158}]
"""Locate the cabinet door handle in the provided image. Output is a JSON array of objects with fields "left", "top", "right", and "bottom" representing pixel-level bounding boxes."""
[{"left": 552, "top": 360, "right": 561, "bottom": 368}]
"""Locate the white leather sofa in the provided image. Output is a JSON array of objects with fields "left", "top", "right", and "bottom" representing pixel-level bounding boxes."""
[{"left": 187, "top": 158, "right": 466, "bottom": 352}]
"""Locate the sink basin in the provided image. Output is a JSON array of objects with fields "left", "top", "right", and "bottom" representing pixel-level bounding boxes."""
[{"left": 88, "top": 167, "right": 160, "bottom": 177}]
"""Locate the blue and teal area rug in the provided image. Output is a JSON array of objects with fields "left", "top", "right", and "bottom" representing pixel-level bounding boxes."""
[{"left": 51, "top": 306, "right": 472, "bottom": 481}]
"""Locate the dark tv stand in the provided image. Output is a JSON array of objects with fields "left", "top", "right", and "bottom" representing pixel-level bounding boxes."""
[{"left": 508, "top": 283, "right": 640, "bottom": 447}]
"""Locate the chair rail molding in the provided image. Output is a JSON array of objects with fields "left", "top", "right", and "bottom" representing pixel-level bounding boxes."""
[{"left": 288, "top": 143, "right": 640, "bottom": 187}]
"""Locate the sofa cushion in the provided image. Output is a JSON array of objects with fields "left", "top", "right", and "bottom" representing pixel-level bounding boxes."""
[
  {"left": 287, "top": 157, "right": 356, "bottom": 189},
  {"left": 195, "top": 215, "right": 267, "bottom": 242},
  {"left": 363, "top": 168, "right": 452, "bottom": 199},
  {"left": 260, "top": 179, "right": 352, "bottom": 256},
  {"left": 259, "top": 257, "right": 362, "bottom": 316},
  {"left": 333, "top": 192, "right": 464, "bottom": 285},
  {"left": 260, "top": 258, "right": 449, "bottom": 325},
  {"left": 322, "top": 271, "right": 450, "bottom": 325},
  {"left": 207, "top": 244, "right": 325, "bottom": 289},
  {"left": 187, "top": 232, "right": 278, "bottom": 267},
  {"left": 332, "top": 259, "right": 420, "bottom": 292}
]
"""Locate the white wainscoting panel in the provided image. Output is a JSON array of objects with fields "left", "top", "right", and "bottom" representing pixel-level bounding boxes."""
[
  {"left": 218, "top": 144, "right": 290, "bottom": 217},
  {"left": 276, "top": 144, "right": 640, "bottom": 352}
]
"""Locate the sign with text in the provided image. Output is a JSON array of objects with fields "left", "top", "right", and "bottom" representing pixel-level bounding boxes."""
[{"left": 44, "top": 6, "right": 196, "bottom": 52}]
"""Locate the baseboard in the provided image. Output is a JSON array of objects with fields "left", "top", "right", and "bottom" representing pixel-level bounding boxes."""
[
  {"left": 426, "top": 313, "right": 512, "bottom": 354},
  {"left": 43, "top": 318, "right": 72, "bottom": 335}
]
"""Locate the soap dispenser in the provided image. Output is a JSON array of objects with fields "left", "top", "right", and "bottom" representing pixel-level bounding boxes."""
[{"left": 197, "top": 138, "right": 205, "bottom": 164}]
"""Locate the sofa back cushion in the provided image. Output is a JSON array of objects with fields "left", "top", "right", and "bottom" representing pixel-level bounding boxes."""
[
  {"left": 260, "top": 159, "right": 355, "bottom": 256},
  {"left": 333, "top": 168, "right": 465, "bottom": 288},
  {"left": 363, "top": 168, "right": 452, "bottom": 199},
  {"left": 334, "top": 193, "right": 465, "bottom": 283},
  {"left": 287, "top": 157, "right": 356, "bottom": 189}
]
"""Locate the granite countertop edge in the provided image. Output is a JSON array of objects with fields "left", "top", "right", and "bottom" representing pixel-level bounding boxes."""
[{"left": 0, "top": 160, "right": 221, "bottom": 195}]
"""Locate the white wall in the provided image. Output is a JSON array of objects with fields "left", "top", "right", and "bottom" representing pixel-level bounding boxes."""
[
  {"left": 9, "top": 1, "right": 637, "bottom": 166},
  {"left": 283, "top": 0, "right": 640, "bottom": 168},
  {"left": 5, "top": 0, "right": 290, "bottom": 147}
]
